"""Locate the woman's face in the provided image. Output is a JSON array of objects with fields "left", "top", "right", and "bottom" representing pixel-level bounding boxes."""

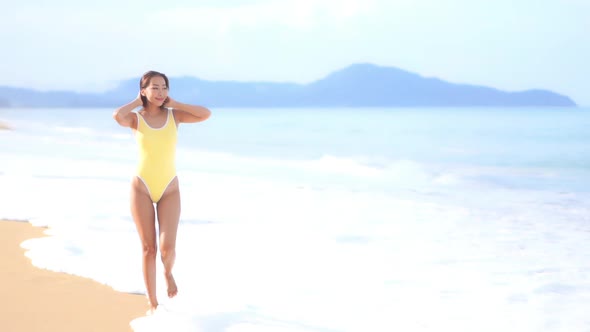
[{"left": 141, "top": 76, "right": 168, "bottom": 106}]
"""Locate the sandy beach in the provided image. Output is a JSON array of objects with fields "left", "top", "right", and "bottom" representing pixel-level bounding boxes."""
[{"left": 0, "top": 219, "right": 147, "bottom": 332}]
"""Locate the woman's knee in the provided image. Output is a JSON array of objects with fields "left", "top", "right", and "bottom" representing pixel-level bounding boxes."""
[
  {"left": 160, "top": 246, "right": 176, "bottom": 261},
  {"left": 142, "top": 244, "right": 158, "bottom": 258}
]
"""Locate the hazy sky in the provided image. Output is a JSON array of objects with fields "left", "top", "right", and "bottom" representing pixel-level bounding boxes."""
[{"left": 1, "top": 0, "right": 588, "bottom": 105}]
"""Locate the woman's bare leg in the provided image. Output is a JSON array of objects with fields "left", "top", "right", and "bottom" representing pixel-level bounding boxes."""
[
  {"left": 130, "top": 177, "right": 158, "bottom": 311},
  {"left": 156, "top": 177, "right": 181, "bottom": 298}
]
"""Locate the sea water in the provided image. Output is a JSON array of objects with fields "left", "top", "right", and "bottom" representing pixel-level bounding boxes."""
[{"left": 1, "top": 107, "right": 589, "bottom": 332}]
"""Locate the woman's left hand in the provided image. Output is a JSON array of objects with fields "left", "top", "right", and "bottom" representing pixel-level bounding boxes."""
[{"left": 164, "top": 97, "right": 175, "bottom": 108}]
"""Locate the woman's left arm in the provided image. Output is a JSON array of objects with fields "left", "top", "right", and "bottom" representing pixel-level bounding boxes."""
[{"left": 167, "top": 98, "right": 211, "bottom": 123}]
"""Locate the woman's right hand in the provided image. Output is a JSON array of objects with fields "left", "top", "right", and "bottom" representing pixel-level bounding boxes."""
[
  {"left": 135, "top": 92, "right": 143, "bottom": 107},
  {"left": 114, "top": 94, "right": 142, "bottom": 128}
]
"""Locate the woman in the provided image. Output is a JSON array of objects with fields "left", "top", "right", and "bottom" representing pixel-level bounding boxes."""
[{"left": 112, "top": 71, "right": 211, "bottom": 313}]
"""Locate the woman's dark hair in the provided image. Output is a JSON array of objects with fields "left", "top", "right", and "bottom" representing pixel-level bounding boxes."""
[{"left": 139, "top": 71, "right": 170, "bottom": 109}]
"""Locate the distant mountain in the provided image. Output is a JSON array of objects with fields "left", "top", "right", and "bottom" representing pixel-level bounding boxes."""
[
  {"left": 0, "top": 63, "right": 577, "bottom": 108},
  {"left": 0, "top": 87, "right": 113, "bottom": 108}
]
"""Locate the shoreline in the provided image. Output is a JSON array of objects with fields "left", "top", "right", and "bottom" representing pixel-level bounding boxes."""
[{"left": 0, "top": 219, "right": 147, "bottom": 332}]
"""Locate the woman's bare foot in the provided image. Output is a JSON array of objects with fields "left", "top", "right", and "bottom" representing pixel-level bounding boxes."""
[
  {"left": 165, "top": 273, "right": 178, "bottom": 298},
  {"left": 146, "top": 301, "right": 159, "bottom": 315}
]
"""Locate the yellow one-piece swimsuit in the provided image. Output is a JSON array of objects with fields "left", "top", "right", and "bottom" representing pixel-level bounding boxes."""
[{"left": 135, "top": 109, "right": 178, "bottom": 203}]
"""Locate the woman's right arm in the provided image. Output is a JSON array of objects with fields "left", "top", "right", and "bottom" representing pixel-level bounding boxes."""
[{"left": 112, "top": 96, "right": 142, "bottom": 128}]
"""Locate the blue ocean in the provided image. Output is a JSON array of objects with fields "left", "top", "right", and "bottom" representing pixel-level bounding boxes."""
[{"left": 1, "top": 106, "right": 589, "bottom": 332}]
